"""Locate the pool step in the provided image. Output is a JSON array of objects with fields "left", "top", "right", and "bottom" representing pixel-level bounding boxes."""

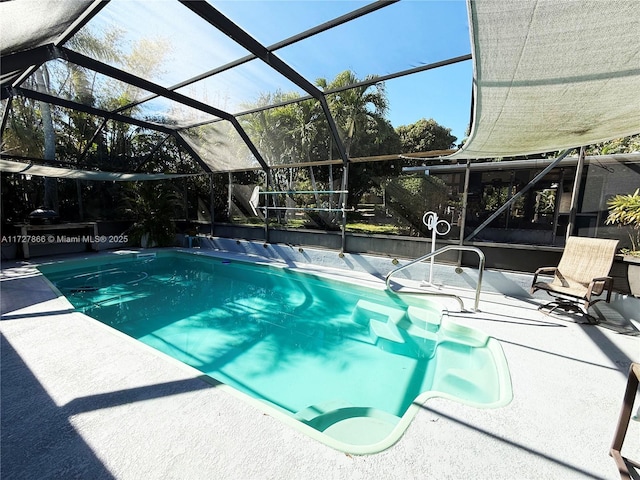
[
  {"left": 351, "top": 300, "right": 406, "bottom": 327},
  {"left": 406, "top": 305, "right": 441, "bottom": 332},
  {"left": 351, "top": 300, "right": 406, "bottom": 345},
  {"left": 369, "top": 318, "right": 404, "bottom": 344},
  {"left": 351, "top": 300, "right": 441, "bottom": 357},
  {"left": 295, "top": 401, "right": 401, "bottom": 446},
  {"left": 399, "top": 306, "right": 440, "bottom": 342},
  {"left": 300, "top": 406, "right": 400, "bottom": 445},
  {"left": 294, "top": 400, "right": 354, "bottom": 422},
  {"left": 438, "top": 319, "right": 489, "bottom": 348}
]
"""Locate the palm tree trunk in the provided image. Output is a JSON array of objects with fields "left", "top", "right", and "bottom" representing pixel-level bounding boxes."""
[{"left": 35, "top": 68, "right": 58, "bottom": 212}]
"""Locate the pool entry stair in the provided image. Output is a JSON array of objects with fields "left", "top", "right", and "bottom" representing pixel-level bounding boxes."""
[
  {"left": 290, "top": 298, "right": 511, "bottom": 453},
  {"left": 350, "top": 300, "right": 488, "bottom": 358},
  {"left": 351, "top": 300, "right": 439, "bottom": 358}
]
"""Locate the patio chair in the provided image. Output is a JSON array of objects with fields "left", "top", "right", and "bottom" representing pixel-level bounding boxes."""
[
  {"left": 610, "top": 362, "right": 640, "bottom": 480},
  {"left": 531, "top": 236, "right": 619, "bottom": 322}
]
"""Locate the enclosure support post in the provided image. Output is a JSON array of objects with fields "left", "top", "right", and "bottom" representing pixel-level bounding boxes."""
[
  {"left": 551, "top": 168, "right": 565, "bottom": 245},
  {"left": 209, "top": 173, "right": 215, "bottom": 235},
  {"left": 227, "top": 172, "right": 232, "bottom": 231},
  {"left": 76, "top": 180, "right": 84, "bottom": 221},
  {"left": 340, "top": 163, "right": 350, "bottom": 254},
  {"left": 457, "top": 160, "right": 471, "bottom": 266},
  {"left": 264, "top": 170, "right": 271, "bottom": 244},
  {"left": 566, "top": 146, "right": 585, "bottom": 240}
]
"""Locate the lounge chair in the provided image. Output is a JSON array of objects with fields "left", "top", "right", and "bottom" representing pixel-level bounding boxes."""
[{"left": 531, "top": 236, "right": 619, "bottom": 322}]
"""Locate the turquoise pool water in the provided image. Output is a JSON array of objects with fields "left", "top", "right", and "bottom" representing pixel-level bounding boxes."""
[{"left": 39, "top": 251, "right": 512, "bottom": 454}]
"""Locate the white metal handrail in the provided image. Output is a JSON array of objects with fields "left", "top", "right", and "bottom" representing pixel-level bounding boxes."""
[
  {"left": 258, "top": 190, "right": 348, "bottom": 195},
  {"left": 260, "top": 206, "right": 354, "bottom": 212},
  {"left": 385, "top": 245, "right": 486, "bottom": 311}
]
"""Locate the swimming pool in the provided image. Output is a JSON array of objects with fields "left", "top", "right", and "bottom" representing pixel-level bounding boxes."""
[{"left": 39, "top": 251, "right": 512, "bottom": 454}]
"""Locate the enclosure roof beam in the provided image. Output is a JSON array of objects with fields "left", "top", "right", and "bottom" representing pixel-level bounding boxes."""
[
  {"left": 325, "top": 54, "right": 473, "bottom": 96},
  {"left": 177, "top": 2, "right": 322, "bottom": 103},
  {"left": 227, "top": 118, "right": 270, "bottom": 172},
  {"left": 178, "top": 0, "right": 349, "bottom": 165},
  {"left": 9, "top": 87, "right": 213, "bottom": 174},
  {"left": 52, "top": 0, "right": 110, "bottom": 48},
  {"left": 175, "top": 53, "right": 471, "bottom": 132},
  {"left": 122, "top": 1, "right": 397, "bottom": 113},
  {"left": 1, "top": 45, "right": 53, "bottom": 79},
  {"left": 76, "top": 118, "right": 109, "bottom": 165},
  {"left": 54, "top": 46, "right": 270, "bottom": 172},
  {"left": 134, "top": 135, "right": 172, "bottom": 173},
  {"left": 270, "top": 1, "right": 398, "bottom": 51},
  {"left": 1, "top": 45, "right": 57, "bottom": 97},
  {"left": 55, "top": 46, "right": 233, "bottom": 121},
  {"left": 11, "top": 86, "right": 175, "bottom": 134}
]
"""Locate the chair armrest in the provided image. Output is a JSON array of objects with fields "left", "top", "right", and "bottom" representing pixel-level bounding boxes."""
[
  {"left": 587, "top": 276, "right": 614, "bottom": 299},
  {"left": 534, "top": 266, "right": 557, "bottom": 275},
  {"left": 531, "top": 267, "right": 558, "bottom": 293},
  {"left": 532, "top": 267, "right": 557, "bottom": 288}
]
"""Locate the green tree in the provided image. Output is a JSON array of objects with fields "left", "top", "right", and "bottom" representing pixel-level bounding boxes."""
[
  {"left": 1, "top": 26, "right": 195, "bottom": 227},
  {"left": 396, "top": 118, "right": 457, "bottom": 153},
  {"left": 237, "top": 71, "right": 461, "bottom": 225},
  {"left": 586, "top": 133, "right": 640, "bottom": 155},
  {"left": 384, "top": 175, "right": 449, "bottom": 236}
]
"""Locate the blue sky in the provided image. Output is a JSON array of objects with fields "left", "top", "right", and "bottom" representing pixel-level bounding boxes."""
[
  {"left": 87, "top": 0, "right": 473, "bottom": 142},
  {"left": 215, "top": 1, "right": 474, "bottom": 142}
]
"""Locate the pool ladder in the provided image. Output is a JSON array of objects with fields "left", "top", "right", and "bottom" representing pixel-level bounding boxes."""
[{"left": 385, "top": 245, "right": 485, "bottom": 312}]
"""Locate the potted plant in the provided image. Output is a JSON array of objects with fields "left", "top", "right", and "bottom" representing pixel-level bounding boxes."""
[{"left": 606, "top": 188, "right": 640, "bottom": 295}]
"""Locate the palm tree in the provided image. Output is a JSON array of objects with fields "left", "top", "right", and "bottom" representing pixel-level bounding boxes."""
[
  {"left": 238, "top": 72, "right": 391, "bottom": 227},
  {"left": 317, "top": 70, "right": 388, "bottom": 158},
  {"left": 316, "top": 71, "right": 392, "bottom": 209},
  {"left": 122, "top": 180, "right": 184, "bottom": 247},
  {"left": 607, "top": 189, "right": 640, "bottom": 254},
  {"left": 32, "top": 66, "right": 58, "bottom": 212}
]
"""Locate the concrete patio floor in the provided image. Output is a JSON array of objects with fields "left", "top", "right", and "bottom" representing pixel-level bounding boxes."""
[{"left": 2, "top": 246, "right": 639, "bottom": 479}]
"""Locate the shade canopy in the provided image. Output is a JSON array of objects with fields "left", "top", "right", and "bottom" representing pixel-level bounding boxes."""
[
  {"left": 0, "top": 159, "right": 202, "bottom": 181},
  {"left": 1, "top": 0, "right": 639, "bottom": 179},
  {"left": 454, "top": 0, "right": 640, "bottom": 159}
]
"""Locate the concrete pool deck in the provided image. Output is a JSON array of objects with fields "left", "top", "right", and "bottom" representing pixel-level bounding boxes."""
[{"left": 2, "top": 246, "right": 639, "bottom": 479}]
